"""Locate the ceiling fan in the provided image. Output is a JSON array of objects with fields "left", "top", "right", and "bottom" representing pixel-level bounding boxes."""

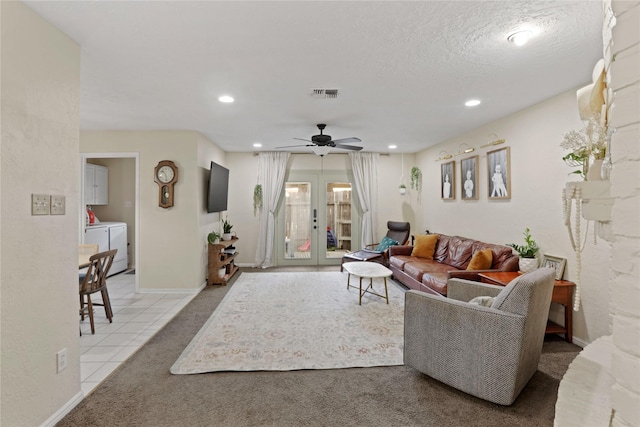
[{"left": 276, "top": 124, "right": 363, "bottom": 155}]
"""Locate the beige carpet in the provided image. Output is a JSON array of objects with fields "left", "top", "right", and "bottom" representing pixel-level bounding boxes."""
[{"left": 170, "top": 271, "right": 404, "bottom": 374}]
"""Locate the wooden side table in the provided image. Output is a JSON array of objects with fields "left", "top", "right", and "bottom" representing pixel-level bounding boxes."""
[
  {"left": 478, "top": 271, "right": 575, "bottom": 343},
  {"left": 207, "top": 237, "right": 239, "bottom": 286}
]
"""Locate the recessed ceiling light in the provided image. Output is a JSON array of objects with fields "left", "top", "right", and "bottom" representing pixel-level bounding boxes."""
[
  {"left": 253, "top": 143, "right": 262, "bottom": 148},
  {"left": 507, "top": 30, "right": 532, "bottom": 46},
  {"left": 218, "top": 95, "right": 234, "bottom": 103},
  {"left": 465, "top": 99, "right": 481, "bottom": 107},
  {"left": 388, "top": 145, "right": 397, "bottom": 149}
]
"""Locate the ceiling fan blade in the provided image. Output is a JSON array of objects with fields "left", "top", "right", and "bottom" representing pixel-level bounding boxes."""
[
  {"left": 293, "top": 137, "right": 313, "bottom": 142},
  {"left": 332, "top": 137, "right": 361, "bottom": 144},
  {"left": 274, "top": 144, "right": 313, "bottom": 149},
  {"left": 335, "top": 144, "right": 363, "bottom": 151}
]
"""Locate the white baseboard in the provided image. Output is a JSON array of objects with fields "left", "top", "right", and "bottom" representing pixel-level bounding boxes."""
[
  {"left": 571, "top": 336, "right": 588, "bottom": 348},
  {"left": 41, "top": 391, "right": 83, "bottom": 427},
  {"left": 137, "top": 283, "right": 205, "bottom": 294},
  {"left": 235, "top": 262, "right": 255, "bottom": 267}
]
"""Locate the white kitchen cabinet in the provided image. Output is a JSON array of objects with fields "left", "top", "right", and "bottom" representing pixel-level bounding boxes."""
[{"left": 84, "top": 163, "right": 108, "bottom": 205}]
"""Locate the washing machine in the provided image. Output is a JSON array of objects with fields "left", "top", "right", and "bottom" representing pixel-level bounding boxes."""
[{"left": 84, "top": 222, "right": 128, "bottom": 276}]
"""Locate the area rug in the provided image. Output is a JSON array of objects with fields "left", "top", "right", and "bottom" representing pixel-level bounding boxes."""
[{"left": 170, "top": 271, "right": 405, "bottom": 374}]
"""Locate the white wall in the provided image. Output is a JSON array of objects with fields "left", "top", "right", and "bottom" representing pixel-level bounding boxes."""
[
  {"left": 0, "top": 2, "right": 82, "bottom": 425},
  {"left": 608, "top": 1, "right": 640, "bottom": 424},
  {"left": 90, "top": 157, "right": 136, "bottom": 268},
  {"left": 225, "top": 152, "right": 419, "bottom": 266},
  {"left": 414, "top": 89, "right": 612, "bottom": 345},
  {"left": 81, "top": 131, "right": 210, "bottom": 291},
  {"left": 197, "top": 133, "right": 226, "bottom": 282}
]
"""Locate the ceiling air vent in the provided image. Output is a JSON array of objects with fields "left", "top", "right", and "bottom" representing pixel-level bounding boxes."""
[{"left": 309, "top": 88, "right": 339, "bottom": 99}]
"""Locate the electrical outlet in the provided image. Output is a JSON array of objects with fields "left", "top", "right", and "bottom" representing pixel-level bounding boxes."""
[
  {"left": 31, "top": 194, "right": 50, "bottom": 215},
  {"left": 57, "top": 348, "right": 67, "bottom": 373},
  {"left": 50, "top": 195, "right": 65, "bottom": 215}
]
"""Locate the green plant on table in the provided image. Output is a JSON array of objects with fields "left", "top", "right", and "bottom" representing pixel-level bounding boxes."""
[
  {"left": 222, "top": 217, "right": 233, "bottom": 233},
  {"left": 507, "top": 227, "right": 539, "bottom": 258},
  {"left": 207, "top": 231, "right": 221, "bottom": 244}
]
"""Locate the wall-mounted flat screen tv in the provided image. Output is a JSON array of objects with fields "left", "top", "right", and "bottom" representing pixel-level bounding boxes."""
[{"left": 207, "top": 161, "right": 229, "bottom": 213}]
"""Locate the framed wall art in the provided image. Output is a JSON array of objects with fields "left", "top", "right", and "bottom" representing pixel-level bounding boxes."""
[
  {"left": 441, "top": 161, "right": 455, "bottom": 200},
  {"left": 487, "top": 146, "right": 511, "bottom": 200},
  {"left": 541, "top": 254, "right": 566, "bottom": 280},
  {"left": 460, "top": 156, "right": 478, "bottom": 200}
]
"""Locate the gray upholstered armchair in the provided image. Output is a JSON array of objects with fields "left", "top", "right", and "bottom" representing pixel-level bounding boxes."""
[{"left": 403, "top": 268, "right": 555, "bottom": 405}]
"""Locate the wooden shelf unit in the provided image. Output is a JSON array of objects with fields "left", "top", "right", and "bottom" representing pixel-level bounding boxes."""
[{"left": 207, "top": 237, "right": 239, "bottom": 286}]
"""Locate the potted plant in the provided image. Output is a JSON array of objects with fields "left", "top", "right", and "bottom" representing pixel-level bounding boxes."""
[
  {"left": 398, "top": 184, "right": 407, "bottom": 195},
  {"left": 507, "top": 227, "right": 539, "bottom": 273},
  {"left": 222, "top": 217, "right": 233, "bottom": 240},
  {"left": 207, "top": 231, "right": 221, "bottom": 245},
  {"left": 410, "top": 167, "right": 422, "bottom": 191}
]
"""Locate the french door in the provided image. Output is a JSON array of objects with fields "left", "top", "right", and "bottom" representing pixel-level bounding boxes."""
[{"left": 276, "top": 171, "right": 359, "bottom": 266}]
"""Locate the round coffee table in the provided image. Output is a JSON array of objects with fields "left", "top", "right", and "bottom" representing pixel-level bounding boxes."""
[{"left": 342, "top": 261, "right": 392, "bottom": 305}]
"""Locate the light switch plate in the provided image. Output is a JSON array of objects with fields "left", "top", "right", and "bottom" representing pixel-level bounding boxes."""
[
  {"left": 50, "top": 195, "right": 65, "bottom": 215},
  {"left": 31, "top": 194, "right": 50, "bottom": 215}
]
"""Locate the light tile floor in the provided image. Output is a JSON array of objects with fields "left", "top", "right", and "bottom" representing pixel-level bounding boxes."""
[{"left": 79, "top": 271, "right": 197, "bottom": 396}]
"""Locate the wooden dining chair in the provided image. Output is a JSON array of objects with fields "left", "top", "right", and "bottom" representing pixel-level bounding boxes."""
[{"left": 79, "top": 249, "right": 117, "bottom": 334}]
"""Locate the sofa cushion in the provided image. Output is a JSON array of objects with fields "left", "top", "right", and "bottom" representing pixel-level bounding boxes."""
[
  {"left": 404, "top": 259, "right": 440, "bottom": 282},
  {"left": 411, "top": 234, "right": 439, "bottom": 259},
  {"left": 444, "top": 236, "right": 474, "bottom": 269},
  {"left": 433, "top": 234, "right": 451, "bottom": 263},
  {"left": 471, "top": 241, "right": 514, "bottom": 269},
  {"left": 376, "top": 236, "right": 399, "bottom": 252},
  {"left": 417, "top": 262, "right": 459, "bottom": 294},
  {"left": 389, "top": 255, "right": 415, "bottom": 270},
  {"left": 467, "top": 248, "right": 493, "bottom": 270}
]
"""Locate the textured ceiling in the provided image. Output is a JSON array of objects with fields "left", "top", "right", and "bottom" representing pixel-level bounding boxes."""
[{"left": 24, "top": 1, "right": 603, "bottom": 154}]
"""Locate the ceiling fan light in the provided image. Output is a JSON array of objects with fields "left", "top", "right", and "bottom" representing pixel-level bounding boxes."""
[{"left": 311, "top": 146, "right": 331, "bottom": 156}]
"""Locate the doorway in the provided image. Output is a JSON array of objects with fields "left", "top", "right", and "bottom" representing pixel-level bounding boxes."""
[
  {"left": 276, "top": 171, "right": 359, "bottom": 266},
  {"left": 81, "top": 152, "right": 139, "bottom": 291}
]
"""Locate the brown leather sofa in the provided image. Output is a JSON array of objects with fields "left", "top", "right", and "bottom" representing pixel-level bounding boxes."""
[{"left": 388, "top": 233, "right": 519, "bottom": 295}]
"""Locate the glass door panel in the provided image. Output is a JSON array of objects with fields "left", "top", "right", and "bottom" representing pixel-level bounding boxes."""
[
  {"left": 283, "top": 182, "right": 313, "bottom": 261},
  {"left": 325, "top": 182, "right": 352, "bottom": 261},
  {"left": 277, "top": 171, "right": 359, "bottom": 266}
]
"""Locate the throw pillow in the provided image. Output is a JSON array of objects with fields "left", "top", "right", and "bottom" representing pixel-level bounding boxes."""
[
  {"left": 411, "top": 234, "right": 439, "bottom": 259},
  {"left": 468, "top": 296, "right": 494, "bottom": 307},
  {"left": 467, "top": 248, "right": 493, "bottom": 270},
  {"left": 376, "top": 236, "right": 399, "bottom": 252}
]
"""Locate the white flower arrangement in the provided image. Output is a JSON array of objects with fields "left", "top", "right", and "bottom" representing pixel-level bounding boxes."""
[{"left": 560, "top": 113, "right": 607, "bottom": 177}]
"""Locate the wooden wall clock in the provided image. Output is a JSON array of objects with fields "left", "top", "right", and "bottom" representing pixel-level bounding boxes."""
[{"left": 154, "top": 160, "right": 178, "bottom": 208}]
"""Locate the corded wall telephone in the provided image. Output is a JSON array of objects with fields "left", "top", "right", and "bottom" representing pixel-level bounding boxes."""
[{"left": 562, "top": 181, "right": 612, "bottom": 311}]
